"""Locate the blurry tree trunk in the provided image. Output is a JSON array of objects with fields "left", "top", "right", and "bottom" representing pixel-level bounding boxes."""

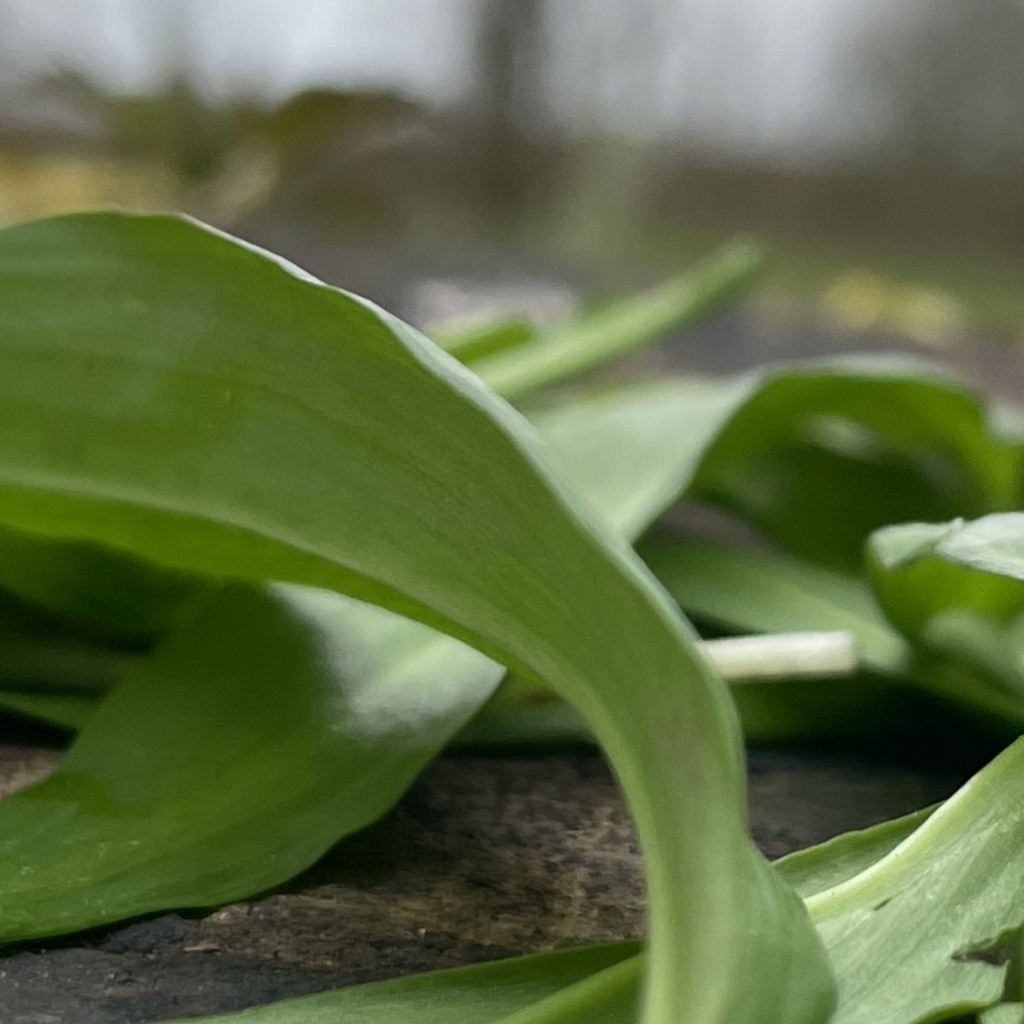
[{"left": 474, "top": 0, "right": 546, "bottom": 225}]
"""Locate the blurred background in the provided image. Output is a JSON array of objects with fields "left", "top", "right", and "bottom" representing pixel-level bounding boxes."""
[{"left": 1, "top": 0, "right": 1023, "bottom": 383}]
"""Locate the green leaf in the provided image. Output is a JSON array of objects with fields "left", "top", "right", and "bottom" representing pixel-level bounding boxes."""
[
  {"left": 434, "top": 318, "right": 537, "bottom": 364},
  {"left": 639, "top": 535, "right": 906, "bottom": 673},
  {"left": 803, "top": 734, "right": 1024, "bottom": 1024},
  {"left": 690, "top": 359, "right": 1021, "bottom": 573},
  {"left": 0, "top": 523, "right": 212, "bottom": 642},
  {"left": 0, "top": 212, "right": 833, "bottom": 1024},
  {"left": 867, "top": 515, "right": 1024, "bottom": 727},
  {"left": 526, "top": 358, "right": 1019, "bottom": 575},
  {"left": 981, "top": 1004, "right": 1024, "bottom": 1024},
  {"left": 869, "top": 518, "right": 1024, "bottom": 642},
  {"left": 774, "top": 806, "right": 936, "bottom": 900},
  {"left": 529, "top": 377, "right": 753, "bottom": 541},
  {"left": 0, "top": 582, "right": 503, "bottom": 942},
  {"left": 162, "top": 943, "right": 641, "bottom": 1024},
  {"left": 472, "top": 241, "right": 763, "bottom": 400}
]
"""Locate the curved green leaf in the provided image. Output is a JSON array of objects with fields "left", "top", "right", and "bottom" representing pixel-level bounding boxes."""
[
  {"left": 640, "top": 535, "right": 906, "bottom": 672},
  {"left": 472, "top": 240, "right": 762, "bottom": 400},
  {"left": 869, "top": 517, "right": 1024, "bottom": 642},
  {"left": 868, "top": 515, "right": 1024, "bottom": 727},
  {"left": 0, "top": 523, "right": 211, "bottom": 642},
  {"left": 804, "top": 735, "right": 1024, "bottom": 1023},
  {"left": 0, "top": 582, "right": 504, "bottom": 942},
  {"left": 689, "top": 359, "right": 1021, "bottom": 573},
  {"left": 774, "top": 806, "right": 936, "bottom": 900},
  {"left": 872, "top": 514, "right": 1024, "bottom": 581},
  {"left": 0, "top": 213, "right": 833, "bottom": 1024},
  {"left": 524, "top": 357, "right": 1019, "bottom": 576},
  {"left": 163, "top": 943, "right": 641, "bottom": 1024}
]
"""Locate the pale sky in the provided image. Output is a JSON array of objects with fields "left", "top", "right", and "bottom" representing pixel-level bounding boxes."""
[{"left": 0, "top": 0, "right": 898, "bottom": 163}]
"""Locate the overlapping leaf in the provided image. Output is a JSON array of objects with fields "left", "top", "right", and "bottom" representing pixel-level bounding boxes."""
[
  {"left": 172, "top": 723, "right": 1024, "bottom": 1024},
  {"left": 868, "top": 514, "right": 1024, "bottom": 727},
  {"left": 801, "top": 734, "right": 1024, "bottom": 1023},
  {"left": 163, "top": 942, "right": 643, "bottom": 1024},
  {"left": 0, "top": 212, "right": 832, "bottom": 1024},
  {"left": 0, "top": 583, "right": 504, "bottom": 942},
  {"left": 471, "top": 240, "right": 762, "bottom": 399}
]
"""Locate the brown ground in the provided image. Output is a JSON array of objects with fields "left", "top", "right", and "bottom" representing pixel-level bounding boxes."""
[{"left": 0, "top": 739, "right": 963, "bottom": 1024}]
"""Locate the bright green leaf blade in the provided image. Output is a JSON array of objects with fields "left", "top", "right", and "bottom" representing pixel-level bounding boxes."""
[
  {"left": 869, "top": 517, "right": 1024, "bottom": 641},
  {"left": 774, "top": 806, "right": 937, "bottom": 900},
  {"left": 0, "top": 213, "right": 833, "bottom": 1024},
  {"left": 0, "top": 582, "right": 504, "bottom": 942},
  {"left": 434, "top": 318, "right": 537, "bottom": 363},
  {"left": 869, "top": 514, "right": 1024, "bottom": 582},
  {"left": 530, "top": 377, "right": 754, "bottom": 540},
  {"left": 473, "top": 240, "right": 763, "bottom": 400},
  {"left": 639, "top": 534, "right": 907, "bottom": 673},
  {"left": 867, "top": 515, "right": 1024, "bottom": 727},
  {"left": 162, "top": 943, "right": 641, "bottom": 1024},
  {"left": 0, "top": 688, "right": 98, "bottom": 729},
  {"left": 528, "top": 358, "right": 1018, "bottom": 574},
  {"left": 982, "top": 1004, "right": 1024, "bottom": 1024},
  {"left": 0, "top": 523, "right": 212, "bottom": 642},
  {"left": 804, "top": 734, "right": 1024, "bottom": 1024},
  {"left": 691, "top": 359, "right": 1021, "bottom": 573}
]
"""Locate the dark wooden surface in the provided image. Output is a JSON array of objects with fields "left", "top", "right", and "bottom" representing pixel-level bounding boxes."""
[{"left": 0, "top": 741, "right": 969, "bottom": 1024}]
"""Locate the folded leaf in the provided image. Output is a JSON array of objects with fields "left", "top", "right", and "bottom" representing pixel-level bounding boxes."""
[
  {"left": 869, "top": 517, "right": 1024, "bottom": 641},
  {"left": 804, "top": 734, "right": 1024, "bottom": 1023},
  {"left": 0, "top": 583, "right": 503, "bottom": 942},
  {"left": 774, "top": 806, "right": 936, "bottom": 900},
  {"left": 0, "top": 212, "right": 833, "bottom": 1024},
  {"left": 640, "top": 535, "right": 906, "bottom": 673},
  {"left": 690, "top": 359, "right": 1021, "bottom": 573},
  {"left": 869, "top": 515, "right": 1024, "bottom": 727}
]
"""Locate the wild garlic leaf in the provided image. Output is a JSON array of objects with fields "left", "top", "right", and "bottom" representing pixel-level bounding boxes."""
[
  {"left": 0, "top": 583, "right": 504, "bottom": 943},
  {"left": 160, "top": 943, "right": 642, "bottom": 1024},
  {"left": 773, "top": 806, "right": 936, "bottom": 900},
  {"left": 524, "top": 358, "right": 1019, "bottom": 574},
  {"left": 803, "top": 734, "right": 1024, "bottom": 1024},
  {"left": 0, "top": 212, "right": 833, "bottom": 1024},
  {"left": 868, "top": 514, "right": 1024, "bottom": 727},
  {"left": 471, "top": 240, "right": 762, "bottom": 400},
  {"left": 688, "top": 359, "right": 1021, "bottom": 573},
  {"left": 869, "top": 516, "right": 1024, "bottom": 642},
  {"left": 639, "top": 534, "right": 906, "bottom": 673}
]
